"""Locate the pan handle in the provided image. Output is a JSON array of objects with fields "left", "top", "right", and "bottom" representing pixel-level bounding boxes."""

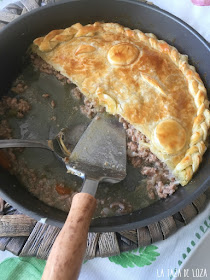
[{"left": 41, "top": 190, "right": 97, "bottom": 280}]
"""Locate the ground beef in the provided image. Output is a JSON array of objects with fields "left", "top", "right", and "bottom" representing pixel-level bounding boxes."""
[
  {"left": 129, "top": 156, "right": 142, "bottom": 168},
  {"left": 127, "top": 141, "right": 138, "bottom": 152},
  {"left": 1, "top": 96, "right": 30, "bottom": 118},
  {"left": 141, "top": 166, "right": 158, "bottom": 176},
  {"left": 0, "top": 96, "right": 30, "bottom": 155},
  {"left": 119, "top": 116, "right": 179, "bottom": 199},
  {"left": 8, "top": 155, "right": 76, "bottom": 213},
  {"left": 11, "top": 79, "right": 28, "bottom": 94},
  {"left": 80, "top": 97, "right": 98, "bottom": 119},
  {"left": 50, "top": 100, "right": 56, "bottom": 109},
  {"left": 42, "top": 93, "right": 50, "bottom": 98},
  {"left": 155, "top": 181, "right": 178, "bottom": 198},
  {"left": 80, "top": 97, "right": 105, "bottom": 119},
  {"left": 71, "top": 87, "right": 83, "bottom": 100},
  {"left": 119, "top": 116, "right": 149, "bottom": 143},
  {"left": 51, "top": 116, "right": 56, "bottom": 121},
  {"left": 31, "top": 53, "right": 72, "bottom": 85},
  {"left": 0, "top": 120, "right": 12, "bottom": 139}
]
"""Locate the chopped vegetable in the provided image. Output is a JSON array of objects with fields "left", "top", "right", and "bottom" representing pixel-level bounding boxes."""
[{"left": 55, "top": 184, "right": 72, "bottom": 195}]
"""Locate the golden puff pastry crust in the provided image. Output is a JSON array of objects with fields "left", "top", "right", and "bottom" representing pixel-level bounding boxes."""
[{"left": 32, "top": 22, "right": 210, "bottom": 186}]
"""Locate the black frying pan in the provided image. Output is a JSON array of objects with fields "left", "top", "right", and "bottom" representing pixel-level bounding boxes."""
[{"left": 0, "top": 0, "right": 209, "bottom": 232}]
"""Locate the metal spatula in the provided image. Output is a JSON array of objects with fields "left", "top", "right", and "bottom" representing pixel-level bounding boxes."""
[
  {"left": 42, "top": 113, "right": 127, "bottom": 280},
  {"left": 66, "top": 112, "right": 127, "bottom": 195}
]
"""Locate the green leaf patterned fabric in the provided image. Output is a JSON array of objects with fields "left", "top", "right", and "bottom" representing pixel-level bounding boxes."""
[
  {"left": 0, "top": 257, "right": 46, "bottom": 280},
  {"left": 109, "top": 245, "right": 160, "bottom": 268}
]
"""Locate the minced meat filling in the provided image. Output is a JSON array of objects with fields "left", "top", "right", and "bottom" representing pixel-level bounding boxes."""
[{"left": 118, "top": 117, "right": 178, "bottom": 199}]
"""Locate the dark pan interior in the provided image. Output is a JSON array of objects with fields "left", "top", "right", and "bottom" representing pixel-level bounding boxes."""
[{"left": 0, "top": 0, "right": 209, "bottom": 232}]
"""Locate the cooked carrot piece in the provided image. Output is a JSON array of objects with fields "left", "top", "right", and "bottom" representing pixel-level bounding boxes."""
[{"left": 55, "top": 184, "right": 72, "bottom": 195}]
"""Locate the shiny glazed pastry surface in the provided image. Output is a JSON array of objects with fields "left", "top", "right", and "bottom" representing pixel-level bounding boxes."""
[{"left": 32, "top": 22, "right": 210, "bottom": 186}]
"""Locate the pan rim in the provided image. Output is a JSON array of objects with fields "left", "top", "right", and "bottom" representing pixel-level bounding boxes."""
[
  {"left": 0, "top": 0, "right": 209, "bottom": 232},
  {"left": 0, "top": 0, "right": 210, "bottom": 51}
]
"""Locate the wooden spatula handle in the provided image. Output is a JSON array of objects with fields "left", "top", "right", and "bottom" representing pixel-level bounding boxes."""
[{"left": 42, "top": 193, "right": 96, "bottom": 280}]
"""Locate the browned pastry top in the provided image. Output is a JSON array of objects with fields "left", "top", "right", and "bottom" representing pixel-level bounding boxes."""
[{"left": 33, "top": 22, "right": 210, "bottom": 185}]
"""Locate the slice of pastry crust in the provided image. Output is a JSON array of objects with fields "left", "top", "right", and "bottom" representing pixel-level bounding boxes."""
[{"left": 32, "top": 22, "right": 210, "bottom": 186}]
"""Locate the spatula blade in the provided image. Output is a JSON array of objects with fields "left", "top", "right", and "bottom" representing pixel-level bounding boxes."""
[{"left": 66, "top": 113, "right": 126, "bottom": 182}]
